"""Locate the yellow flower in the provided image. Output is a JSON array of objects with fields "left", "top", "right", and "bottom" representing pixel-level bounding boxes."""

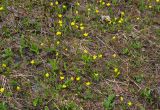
[
  {"left": 58, "top": 20, "right": 63, "bottom": 26},
  {"left": 94, "top": 73, "right": 99, "bottom": 76},
  {"left": 121, "top": 11, "right": 125, "bottom": 16},
  {"left": 95, "top": 9, "right": 99, "bottom": 13},
  {"left": 59, "top": 71, "right": 63, "bottom": 75},
  {"left": 55, "top": 1, "right": 59, "bottom": 5},
  {"left": 156, "top": 0, "right": 159, "bottom": 3},
  {"left": 76, "top": 25, "right": 79, "bottom": 29},
  {"left": 62, "top": 84, "right": 67, "bottom": 88},
  {"left": 109, "top": 20, "right": 112, "bottom": 24},
  {"left": 76, "top": 2, "right": 80, "bottom": 6},
  {"left": 106, "top": 18, "right": 111, "bottom": 22},
  {"left": 148, "top": 5, "right": 152, "bottom": 8},
  {"left": 76, "top": 77, "right": 80, "bottom": 81},
  {"left": 16, "top": 86, "right": 21, "bottom": 91},
  {"left": 58, "top": 14, "right": 62, "bottom": 18},
  {"left": 56, "top": 52, "right": 59, "bottom": 56},
  {"left": 106, "top": 3, "right": 111, "bottom": 7},
  {"left": 40, "top": 43, "right": 44, "bottom": 46},
  {"left": 62, "top": 5, "right": 67, "bottom": 9},
  {"left": 114, "top": 17, "right": 117, "bottom": 20},
  {"left": 0, "top": 87, "right": 4, "bottom": 93},
  {"left": 93, "top": 55, "right": 97, "bottom": 60},
  {"left": 84, "top": 49, "right": 88, "bottom": 54},
  {"left": 102, "top": 2, "right": 105, "bottom": 5},
  {"left": 30, "top": 60, "right": 35, "bottom": 65},
  {"left": 75, "top": 10, "right": 79, "bottom": 14},
  {"left": 0, "top": 6, "right": 4, "bottom": 11},
  {"left": 50, "top": 2, "right": 53, "bottom": 6},
  {"left": 114, "top": 68, "right": 119, "bottom": 73},
  {"left": 58, "top": 20, "right": 63, "bottom": 24},
  {"left": 115, "top": 71, "right": 120, "bottom": 77},
  {"left": 112, "top": 54, "right": 117, "bottom": 58},
  {"left": 70, "top": 77, "right": 74, "bottom": 81},
  {"left": 85, "top": 82, "right": 91, "bottom": 86},
  {"left": 136, "top": 17, "right": 140, "bottom": 20},
  {"left": 120, "top": 96, "right": 124, "bottom": 101},
  {"left": 45, "top": 73, "right": 50, "bottom": 78},
  {"left": 59, "top": 24, "right": 63, "bottom": 27},
  {"left": 118, "top": 18, "right": 124, "bottom": 23},
  {"left": 88, "top": 8, "right": 91, "bottom": 11},
  {"left": 56, "top": 31, "right": 62, "bottom": 36},
  {"left": 2, "top": 63, "right": 7, "bottom": 68},
  {"left": 120, "top": 18, "right": 124, "bottom": 21},
  {"left": 60, "top": 76, "right": 65, "bottom": 80},
  {"left": 112, "top": 36, "right": 116, "bottom": 40},
  {"left": 80, "top": 26, "right": 84, "bottom": 30},
  {"left": 128, "top": 101, "right": 132, "bottom": 106},
  {"left": 118, "top": 20, "right": 122, "bottom": 23},
  {"left": 65, "top": 48, "right": 68, "bottom": 51},
  {"left": 71, "top": 21, "right": 75, "bottom": 26},
  {"left": 98, "top": 54, "right": 103, "bottom": 58},
  {"left": 56, "top": 41, "right": 60, "bottom": 45},
  {"left": 83, "top": 33, "right": 89, "bottom": 37},
  {"left": 80, "top": 23, "right": 83, "bottom": 26}
]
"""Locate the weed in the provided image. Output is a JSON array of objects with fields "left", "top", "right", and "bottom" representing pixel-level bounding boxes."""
[
  {"left": 141, "top": 88, "right": 153, "bottom": 103},
  {"left": 2, "top": 48, "right": 13, "bottom": 58},
  {"left": 103, "top": 94, "right": 116, "bottom": 110}
]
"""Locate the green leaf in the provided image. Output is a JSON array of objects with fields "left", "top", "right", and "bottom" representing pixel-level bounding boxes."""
[
  {"left": 33, "top": 98, "right": 39, "bottom": 107},
  {"left": 0, "top": 102, "right": 7, "bottom": 110},
  {"left": 103, "top": 94, "right": 116, "bottom": 110},
  {"left": 49, "top": 59, "right": 58, "bottom": 72},
  {"left": 44, "top": 106, "right": 49, "bottom": 110},
  {"left": 122, "top": 48, "right": 129, "bottom": 55}
]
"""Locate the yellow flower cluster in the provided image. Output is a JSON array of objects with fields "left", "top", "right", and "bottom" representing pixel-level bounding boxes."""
[
  {"left": 58, "top": 20, "right": 63, "bottom": 27},
  {"left": 114, "top": 68, "right": 120, "bottom": 77},
  {"left": 118, "top": 18, "right": 124, "bottom": 24},
  {"left": 49, "top": 1, "right": 59, "bottom": 7},
  {"left": 80, "top": 23, "right": 84, "bottom": 30}
]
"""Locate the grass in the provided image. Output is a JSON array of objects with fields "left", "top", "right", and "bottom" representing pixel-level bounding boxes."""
[{"left": 0, "top": 0, "right": 160, "bottom": 110}]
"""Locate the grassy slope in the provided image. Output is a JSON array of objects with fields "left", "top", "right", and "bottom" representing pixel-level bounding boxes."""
[{"left": 0, "top": 0, "right": 160, "bottom": 110}]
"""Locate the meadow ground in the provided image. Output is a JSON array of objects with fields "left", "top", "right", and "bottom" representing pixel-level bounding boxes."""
[{"left": 0, "top": 0, "right": 160, "bottom": 110}]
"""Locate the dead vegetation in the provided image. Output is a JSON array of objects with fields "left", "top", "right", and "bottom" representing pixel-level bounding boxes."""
[{"left": 0, "top": 0, "right": 160, "bottom": 110}]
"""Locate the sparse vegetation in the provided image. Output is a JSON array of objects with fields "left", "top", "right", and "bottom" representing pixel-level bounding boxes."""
[{"left": 0, "top": 0, "right": 160, "bottom": 109}]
